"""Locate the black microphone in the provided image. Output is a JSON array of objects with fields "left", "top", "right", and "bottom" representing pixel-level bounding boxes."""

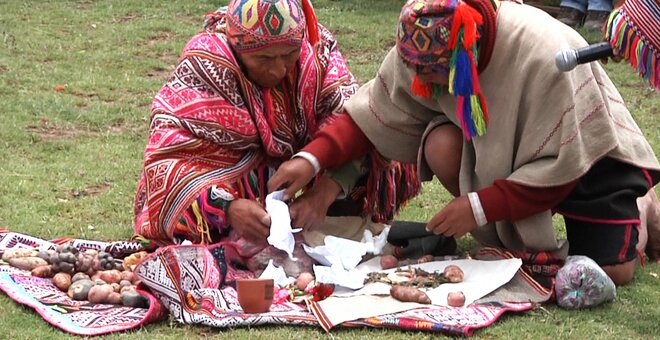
[{"left": 555, "top": 41, "right": 614, "bottom": 72}]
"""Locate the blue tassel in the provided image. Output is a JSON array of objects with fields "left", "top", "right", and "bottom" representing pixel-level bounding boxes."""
[
  {"left": 453, "top": 49, "right": 473, "bottom": 96},
  {"left": 462, "top": 94, "right": 477, "bottom": 137}
]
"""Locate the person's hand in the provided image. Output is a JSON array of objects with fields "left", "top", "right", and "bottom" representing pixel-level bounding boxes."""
[
  {"left": 267, "top": 157, "right": 316, "bottom": 201},
  {"left": 227, "top": 198, "right": 271, "bottom": 244},
  {"left": 426, "top": 195, "right": 477, "bottom": 238},
  {"left": 600, "top": 48, "right": 624, "bottom": 65},
  {"left": 289, "top": 176, "right": 341, "bottom": 230}
]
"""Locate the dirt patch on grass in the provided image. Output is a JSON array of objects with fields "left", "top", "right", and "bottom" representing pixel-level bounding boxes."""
[
  {"left": 26, "top": 122, "right": 145, "bottom": 141},
  {"left": 0, "top": 64, "right": 6, "bottom": 74},
  {"left": 75, "top": 0, "right": 95, "bottom": 10},
  {"left": 146, "top": 63, "right": 175, "bottom": 80},
  {"left": 26, "top": 125, "right": 86, "bottom": 141},
  {"left": 147, "top": 31, "right": 176, "bottom": 46},
  {"left": 67, "top": 182, "right": 113, "bottom": 199},
  {"left": 113, "top": 14, "right": 140, "bottom": 24}
]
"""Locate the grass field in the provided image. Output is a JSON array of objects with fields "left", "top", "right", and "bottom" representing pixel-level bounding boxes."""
[{"left": 0, "top": 0, "right": 658, "bottom": 338}]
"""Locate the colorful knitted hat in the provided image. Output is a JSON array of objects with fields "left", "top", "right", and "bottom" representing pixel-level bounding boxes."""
[
  {"left": 605, "top": 0, "right": 660, "bottom": 90},
  {"left": 226, "top": 0, "right": 319, "bottom": 52},
  {"left": 397, "top": 0, "right": 489, "bottom": 140}
]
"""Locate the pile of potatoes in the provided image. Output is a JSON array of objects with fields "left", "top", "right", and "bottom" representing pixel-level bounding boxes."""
[{"left": 2, "top": 246, "right": 149, "bottom": 308}]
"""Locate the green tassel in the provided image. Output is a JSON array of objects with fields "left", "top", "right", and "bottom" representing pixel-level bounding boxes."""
[{"left": 470, "top": 95, "right": 487, "bottom": 136}]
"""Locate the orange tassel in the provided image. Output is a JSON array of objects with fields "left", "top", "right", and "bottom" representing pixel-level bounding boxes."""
[
  {"left": 411, "top": 74, "right": 433, "bottom": 98},
  {"left": 301, "top": 0, "right": 319, "bottom": 46}
]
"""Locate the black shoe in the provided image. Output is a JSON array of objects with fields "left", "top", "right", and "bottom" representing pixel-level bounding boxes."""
[
  {"left": 388, "top": 220, "right": 457, "bottom": 259},
  {"left": 583, "top": 10, "right": 610, "bottom": 31},
  {"left": 556, "top": 6, "right": 585, "bottom": 28}
]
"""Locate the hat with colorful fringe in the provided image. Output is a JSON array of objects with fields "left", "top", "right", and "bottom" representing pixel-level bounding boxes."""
[
  {"left": 397, "top": 0, "right": 489, "bottom": 140},
  {"left": 605, "top": 0, "right": 660, "bottom": 90},
  {"left": 225, "top": 0, "right": 319, "bottom": 52}
]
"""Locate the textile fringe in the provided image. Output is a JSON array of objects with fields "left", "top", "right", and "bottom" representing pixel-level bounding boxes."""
[
  {"left": 365, "top": 152, "right": 421, "bottom": 223},
  {"left": 606, "top": 8, "right": 659, "bottom": 90}
]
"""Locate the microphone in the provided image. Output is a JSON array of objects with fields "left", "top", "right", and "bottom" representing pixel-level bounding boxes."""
[{"left": 555, "top": 41, "right": 614, "bottom": 72}]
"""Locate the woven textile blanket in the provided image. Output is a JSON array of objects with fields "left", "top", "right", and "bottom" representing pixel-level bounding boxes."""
[
  {"left": 0, "top": 230, "right": 166, "bottom": 336},
  {"left": 136, "top": 243, "right": 534, "bottom": 336},
  {"left": 0, "top": 230, "right": 535, "bottom": 336}
]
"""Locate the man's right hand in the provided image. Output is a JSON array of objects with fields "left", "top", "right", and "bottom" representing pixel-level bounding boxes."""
[
  {"left": 227, "top": 198, "right": 271, "bottom": 244},
  {"left": 267, "top": 157, "right": 316, "bottom": 200}
]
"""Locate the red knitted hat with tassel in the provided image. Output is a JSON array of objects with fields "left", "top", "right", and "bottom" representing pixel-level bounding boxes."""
[
  {"left": 397, "top": 0, "right": 497, "bottom": 140},
  {"left": 224, "top": 0, "right": 319, "bottom": 52}
]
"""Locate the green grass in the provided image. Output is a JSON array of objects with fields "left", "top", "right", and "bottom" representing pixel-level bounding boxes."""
[{"left": 0, "top": 0, "right": 659, "bottom": 338}]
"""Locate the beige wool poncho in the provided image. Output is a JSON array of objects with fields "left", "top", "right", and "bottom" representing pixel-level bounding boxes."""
[{"left": 344, "top": 1, "right": 660, "bottom": 254}]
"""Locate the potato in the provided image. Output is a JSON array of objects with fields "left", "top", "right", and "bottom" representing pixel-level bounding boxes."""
[
  {"left": 122, "top": 251, "right": 148, "bottom": 271},
  {"left": 296, "top": 272, "right": 314, "bottom": 290},
  {"left": 443, "top": 265, "right": 464, "bottom": 283},
  {"left": 390, "top": 285, "right": 431, "bottom": 304},
  {"left": 9, "top": 256, "right": 48, "bottom": 271},
  {"left": 99, "top": 270, "right": 122, "bottom": 284},
  {"left": 111, "top": 283, "right": 121, "bottom": 293},
  {"left": 88, "top": 284, "right": 114, "bottom": 304},
  {"left": 121, "top": 290, "right": 149, "bottom": 308},
  {"left": 2, "top": 248, "right": 38, "bottom": 262},
  {"left": 120, "top": 270, "right": 136, "bottom": 283},
  {"left": 447, "top": 291, "right": 465, "bottom": 307},
  {"left": 120, "top": 285, "right": 136, "bottom": 294},
  {"left": 71, "top": 272, "right": 90, "bottom": 283},
  {"left": 68, "top": 279, "right": 96, "bottom": 301},
  {"left": 31, "top": 265, "right": 54, "bottom": 278},
  {"left": 53, "top": 273, "right": 72, "bottom": 292},
  {"left": 380, "top": 255, "right": 399, "bottom": 270},
  {"left": 107, "top": 292, "right": 122, "bottom": 305}
]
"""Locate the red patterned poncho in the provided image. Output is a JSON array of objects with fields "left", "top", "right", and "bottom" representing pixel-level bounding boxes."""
[{"left": 133, "top": 19, "right": 359, "bottom": 247}]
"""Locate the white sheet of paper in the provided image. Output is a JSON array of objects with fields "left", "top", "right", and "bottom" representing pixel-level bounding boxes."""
[
  {"left": 258, "top": 259, "right": 296, "bottom": 287},
  {"left": 265, "top": 190, "right": 302, "bottom": 260},
  {"left": 332, "top": 257, "right": 522, "bottom": 307},
  {"left": 302, "top": 227, "right": 391, "bottom": 270}
]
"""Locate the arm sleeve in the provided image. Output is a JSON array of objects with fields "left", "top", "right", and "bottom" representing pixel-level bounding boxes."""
[
  {"left": 303, "top": 113, "right": 373, "bottom": 170},
  {"left": 324, "top": 157, "right": 367, "bottom": 199},
  {"left": 477, "top": 179, "right": 579, "bottom": 223}
]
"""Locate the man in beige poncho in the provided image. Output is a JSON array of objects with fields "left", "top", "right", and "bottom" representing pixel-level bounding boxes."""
[{"left": 268, "top": 0, "right": 660, "bottom": 289}]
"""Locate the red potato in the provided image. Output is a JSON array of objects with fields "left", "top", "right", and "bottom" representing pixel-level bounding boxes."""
[
  {"left": 88, "top": 284, "right": 115, "bottom": 304},
  {"left": 443, "top": 265, "right": 464, "bottom": 283},
  {"left": 390, "top": 285, "right": 432, "bottom": 304},
  {"left": 447, "top": 291, "right": 466, "bottom": 307},
  {"left": 99, "top": 270, "right": 122, "bottom": 284},
  {"left": 380, "top": 255, "right": 399, "bottom": 269},
  {"left": 52, "top": 272, "right": 72, "bottom": 292},
  {"left": 120, "top": 270, "right": 136, "bottom": 283},
  {"left": 106, "top": 292, "right": 122, "bottom": 305},
  {"left": 296, "top": 272, "right": 314, "bottom": 290},
  {"left": 31, "top": 265, "right": 54, "bottom": 278}
]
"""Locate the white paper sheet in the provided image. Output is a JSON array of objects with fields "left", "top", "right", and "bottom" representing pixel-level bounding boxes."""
[
  {"left": 302, "top": 227, "right": 391, "bottom": 288},
  {"left": 265, "top": 190, "right": 302, "bottom": 260},
  {"left": 332, "top": 257, "right": 522, "bottom": 307},
  {"left": 258, "top": 259, "right": 296, "bottom": 287}
]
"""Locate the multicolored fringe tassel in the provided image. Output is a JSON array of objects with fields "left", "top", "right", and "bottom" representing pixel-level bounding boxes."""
[
  {"left": 365, "top": 152, "right": 421, "bottom": 223},
  {"left": 447, "top": 2, "right": 489, "bottom": 140},
  {"left": 605, "top": 4, "right": 660, "bottom": 91}
]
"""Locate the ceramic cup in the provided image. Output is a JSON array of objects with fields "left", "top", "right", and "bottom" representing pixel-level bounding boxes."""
[{"left": 236, "top": 278, "right": 274, "bottom": 313}]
